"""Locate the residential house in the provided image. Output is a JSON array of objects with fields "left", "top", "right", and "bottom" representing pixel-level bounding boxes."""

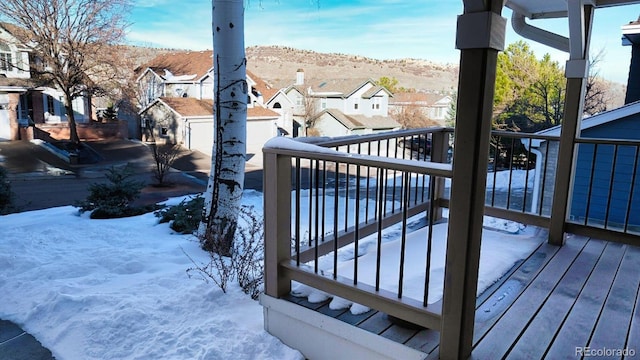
[
  {"left": 310, "top": 109, "right": 400, "bottom": 137},
  {"left": 0, "top": 22, "right": 91, "bottom": 141},
  {"left": 388, "top": 92, "right": 453, "bottom": 127},
  {"left": 139, "top": 96, "right": 280, "bottom": 156},
  {"left": 137, "top": 51, "right": 283, "bottom": 155},
  {"left": 136, "top": 51, "right": 214, "bottom": 109},
  {"left": 266, "top": 70, "right": 401, "bottom": 137}
]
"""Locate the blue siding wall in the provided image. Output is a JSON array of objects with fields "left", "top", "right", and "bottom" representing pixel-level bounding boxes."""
[{"left": 569, "top": 113, "right": 640, "bottom": 227}]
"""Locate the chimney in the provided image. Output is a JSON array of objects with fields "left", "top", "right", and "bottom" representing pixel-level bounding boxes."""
[
  {"left": 622, "top": 16, "right": 640, "bottom": 104},
  {"left": 295, "top": 68, "right": 304, "bottom": 86}
]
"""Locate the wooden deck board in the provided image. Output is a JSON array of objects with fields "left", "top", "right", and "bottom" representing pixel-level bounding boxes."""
[
  {"left": 336, "top": 308, "right": 376, "bottom": 325},
  {"left": 379, "top": 324, "right": 420, "bottom": 344},
  {"left": 471, "top": 236, "right": 589, "bottom": 359},
  {"left": 404, "top": 329, "right": 440, "bottom": 354},
  {"left": 357, "top": 311, "right": 393, "bottom": 334},
  {"left": 544, "top": 241, "right": 627, "bottom": 358},
  {"left": 474, "top": 242, "right": 559, "bottom": 337},
  {"left": 588, "top": 245, "right": 640, "bottom": 354},
  {"left": 627, "top": 280, "right": 640, "bottom": 358},
  {"left": 507, "top": 238, "right": 607, "bottom": 357},
  {"left": 280, "top": 235, "right": 640, "bottom": 359}
]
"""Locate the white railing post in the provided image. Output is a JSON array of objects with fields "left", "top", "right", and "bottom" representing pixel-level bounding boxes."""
[
  {"left": 549, "top": 3, "right": 594, "bottom": 245},
  {"left": 430, "top": 130, "right": 450, "bottom": 222},
  {"left": 263, "top": 150, "right": 292, "bottom": 298}
]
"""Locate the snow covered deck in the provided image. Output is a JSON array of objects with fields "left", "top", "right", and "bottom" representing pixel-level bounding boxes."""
[
  {"left": 262, "top": 127, "right": 640, "bottom": 359},
  {"left": 263, "top": 233, "right": 640, "bottom": 359}
]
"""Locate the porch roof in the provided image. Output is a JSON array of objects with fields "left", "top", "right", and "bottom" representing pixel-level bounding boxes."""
[
  {"left": 537, "top": 99, "right": 640, "bottom": 137},
  {"left": 505, "top": 0, "right": 640, "bottom": 19}
]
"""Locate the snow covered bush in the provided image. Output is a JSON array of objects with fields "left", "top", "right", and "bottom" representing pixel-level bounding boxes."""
[
  {"left": 185, "top": 205, "right": 265, "bottom": 300},
  {"left": 76, "top": 165, "right": 159, "bottom": 218},
  {"left": 155, "top": 195, "right": 204, "bottom": 233}
]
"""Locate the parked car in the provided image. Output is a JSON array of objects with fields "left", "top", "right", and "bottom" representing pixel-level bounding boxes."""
[{"left": 398, "top": 135, "right": 431, "bottom": 155}]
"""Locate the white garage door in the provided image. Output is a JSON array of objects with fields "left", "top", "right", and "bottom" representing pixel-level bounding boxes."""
[
  {"left": 0, "top": 110, "right": 10, "bottom": 140},
  {"left": 186, "top": 120, "right": 214, "bottom": 155},
  {"left": 186, "top": 118, "right": 277, "bottom": 159}
]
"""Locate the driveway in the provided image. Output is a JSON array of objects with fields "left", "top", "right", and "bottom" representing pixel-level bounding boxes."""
[{"left": 0, "top": 139, "right": 264, "bottom": 212}]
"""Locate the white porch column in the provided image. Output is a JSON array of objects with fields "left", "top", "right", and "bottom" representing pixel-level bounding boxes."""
[
  {"left": 548, "top": 2, "right": 594, "bottom": 245},
  {"left": 439, "top": 1, "right": 505, "bottom": 359}
]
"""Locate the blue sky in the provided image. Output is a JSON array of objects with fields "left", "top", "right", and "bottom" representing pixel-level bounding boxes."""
[{"left": 127, "top": 1, "right": 640, "bottom": 84}]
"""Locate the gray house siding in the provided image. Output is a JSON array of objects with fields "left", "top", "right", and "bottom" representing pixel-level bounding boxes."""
[
  {"left": 538, "top": 140, "right": 560, "bottom": 217},
  {"left": 140, "top": 104, "right": 180, "bottom": 144},
  {"left": 570, "top": 114, "right": 640, "bottom": 227}
]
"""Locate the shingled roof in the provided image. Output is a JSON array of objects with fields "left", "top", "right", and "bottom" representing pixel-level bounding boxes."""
[
  {"left": 138, "top": 50, "right": 214, "bottom": 81},
  {"left": 159, "top": 97, "right": 213, "bottom": 117},
  {"left": 389, "top": 92, "right": 451, "bottom": 106},
  {"left": 0, "top": 77, "right": 38, "bottom": 89},
  {"left": 275, "top": 76, "right": 386, "bottom": 99},
  {"left": 317, "top": 109, "right": 400, "bottom": 130},
  {"left": 247, "top": 70, "right": 278, "bottom": 102},
  {"left": 151, "top": 97, "right": 279, "bottom": 118}
]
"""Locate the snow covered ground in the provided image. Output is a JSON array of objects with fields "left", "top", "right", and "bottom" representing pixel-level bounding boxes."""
[
  {"left": 0, "top": 181, "right": 542, "bottom": 359},
  {"left": 0, "top": 191, "right": 302, "bottom": 360}
]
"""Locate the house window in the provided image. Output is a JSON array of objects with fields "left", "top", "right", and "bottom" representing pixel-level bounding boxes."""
[
  {"left": 146, "top": 77, "right": 157, "bottom": 104},
  {"left": 161, "top": 127, "right": 169, "bottom": 136},
  {"left": 354, "top": 103, "right": 359, "bottom": 110},
  {"left": 321, "top": 99, "right": 327, "bottom": 109},
  {"left": 18, "top": 93, "right": 31, "bottom": 125},
  {"left": 15, "top": 52, "right": 23, "bottom": 70},
  {"left": 59, "top": 97, "right": 66, "bottom": 116},
  {"left": 0, "top": 42, "right": 12, "bottom": 71},
  {"left": 372, "top": 98, "right": 381, "bottom": 111},
  {"left": 47, "top": 96, "right": 55, "bottom": 115}
]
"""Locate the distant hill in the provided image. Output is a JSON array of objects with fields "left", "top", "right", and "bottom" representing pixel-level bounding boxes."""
[{"left": 246, "top": 45, "right": 459, "bottom": 94}]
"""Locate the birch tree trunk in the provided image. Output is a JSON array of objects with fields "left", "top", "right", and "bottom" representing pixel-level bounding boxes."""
[{"left": 199, "top": 0, "right": 247, "bottom": 256}]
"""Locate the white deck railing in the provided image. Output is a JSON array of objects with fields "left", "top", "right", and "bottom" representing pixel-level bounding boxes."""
[{"left": 262, "top": 126, "right": 640, "bottom": 357}]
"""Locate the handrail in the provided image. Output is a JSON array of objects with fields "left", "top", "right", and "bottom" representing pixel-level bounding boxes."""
[
  {"left": 312, "top": 127, "right": 453, "bottom": 148},
  {"left": 575, "top": 137, "right": 640, "bottom": 146},
  {"left": 263, "top": 145, "right": 452, "bottom": 178}
]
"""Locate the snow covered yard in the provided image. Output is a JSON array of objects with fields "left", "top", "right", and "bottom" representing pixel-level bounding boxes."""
[{"left": 0, "top": 191, "right": 302, "bottom": 360}]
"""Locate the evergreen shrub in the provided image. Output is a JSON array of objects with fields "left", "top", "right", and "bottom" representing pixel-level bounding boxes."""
[
  {"left": 76, "top": 165, "right": 160, "bottom": 218},
  {"left": 155, "top": 195, "right": 204, "bottom": 233}
]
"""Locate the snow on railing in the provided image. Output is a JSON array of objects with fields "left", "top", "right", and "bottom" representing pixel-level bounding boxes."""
[{"left": 263, "top": 130, "right": 452, "bottom": 329}]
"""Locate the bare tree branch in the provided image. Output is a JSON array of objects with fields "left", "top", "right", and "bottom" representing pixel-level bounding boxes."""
[{"left": 0, "top": 0, "right": 132, "bottom": 143}]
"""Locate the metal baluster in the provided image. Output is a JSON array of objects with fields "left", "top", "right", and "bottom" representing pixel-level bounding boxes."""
[
  {"left": 584, "top": 144, "right": 599, "bottom": 226},
  {"left": 604, "top": 145, "right": 619, "bottom": 229},
  {"left": 624, "top": 145, "right": 640, "bottom": 233}
]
